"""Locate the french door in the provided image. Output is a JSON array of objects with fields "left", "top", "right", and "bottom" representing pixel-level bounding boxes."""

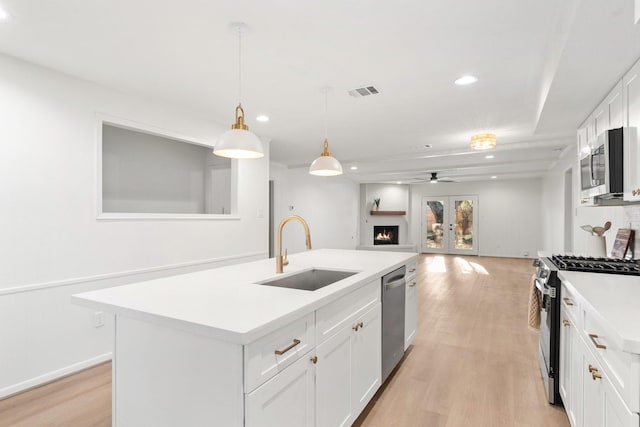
[{"left": 420, "top": 195, "right": 478, "bottom": 255}]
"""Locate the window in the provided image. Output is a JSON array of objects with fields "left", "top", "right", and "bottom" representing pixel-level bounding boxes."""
[{"left": 98, "top": 118, "right": 236, "bottom": 219}]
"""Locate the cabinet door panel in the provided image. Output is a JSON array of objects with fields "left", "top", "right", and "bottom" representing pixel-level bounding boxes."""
[
  {"left": 404, "top": 278, "right": 418, "bottom": 350},
  {"left": 316, "top": 326, "right": 353, "bottom": 427},
  {"left": 570, "top": 328, "right": 584, "bottom": 427},
  {"left": 559, "top": 306, "right": 571, "bottom": 406},
  {"left": 245, "top": 355, "right": 315, "bottom": 427},
  {"left": 603, "top": 371, "right": 640, "bottom": 427},
  {"left": 352, "top": 304, "right": 382, "bottom": 415}
]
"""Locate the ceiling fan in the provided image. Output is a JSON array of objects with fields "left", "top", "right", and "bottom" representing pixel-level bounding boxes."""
[{"left": 426, "top": 172, "right": 455, "bottom": 183}]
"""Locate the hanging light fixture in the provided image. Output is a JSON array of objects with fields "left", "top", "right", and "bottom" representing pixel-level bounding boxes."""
[
  {"left": 470, "top": 133, "right": 497, "bottom": 150},
  {"left": 309, "top": 88, "right": 343, "bottom": 176},
  {"left": 214, "top": 23, "right": 264, "bottom": 159}
]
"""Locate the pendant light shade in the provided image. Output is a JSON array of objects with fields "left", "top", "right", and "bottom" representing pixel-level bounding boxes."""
[
  {"left": 213, "top": 23, "right": 264, "bottom": 159},
  {"left": 214, "top": 104, "right": 264, "bottom": 159},
  {"left": 309, "top": 139, "right": 343, "bottom": 176},
  {"left": 470, "top": 133, "right": 497, "bottom": 150},
  {"left": 309, "top": 88, "right": 343, "bottom": 176}
]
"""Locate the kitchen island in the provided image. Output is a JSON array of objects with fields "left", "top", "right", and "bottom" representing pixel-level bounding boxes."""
[{"left": 73, "top": 249, "right": 418, "bottom": 426}]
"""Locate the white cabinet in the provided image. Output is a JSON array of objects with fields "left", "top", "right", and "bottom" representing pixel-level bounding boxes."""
[
  {"left": 316, "top": 326, "right": 352, "bottom": 427},
  {"left": 315, "top": 280, "right": 382, "bottom": 427},
  {"left": 351, "top": 304, "right": 382, "bottom": 415},
  {"left": 559, "top": 282, "right": 640, "bottom": 427},
  {"left": 623, "top": 58, "right": 640, "bottom": 201},
  {"left": 404, "top": 260, "right": 418, "bottom": 350},
  {"left": 245, "top": 353, "right": 316, "bottom": 427}
]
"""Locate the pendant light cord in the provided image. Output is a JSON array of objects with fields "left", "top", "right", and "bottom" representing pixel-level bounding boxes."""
[
  {"left": 237, "top": 27, "right": 242, "bottom": 105},
  {"left": 324, "top": 91, "right": 328, "bottom": 140}
]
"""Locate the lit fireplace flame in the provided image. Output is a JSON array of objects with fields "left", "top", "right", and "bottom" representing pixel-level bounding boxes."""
[{"left": 375, "top": 231, "right": 393, "bottom": 241}]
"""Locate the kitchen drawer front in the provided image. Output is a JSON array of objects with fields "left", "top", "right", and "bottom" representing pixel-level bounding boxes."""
[
  {"left": 244, "top": 312, "right": 316, "bottom": 392},
  {"left": 316, "top": 279, "right": 380, "bottom": 345},
  {"left": 561, "top": 283, "right": 580, "bottom": 325},
  {"left": 406, "top": 260, "right": 418, "bottom": 279},
  {"left": 582, "top": 309, "right": 640, "bottom": 413}
]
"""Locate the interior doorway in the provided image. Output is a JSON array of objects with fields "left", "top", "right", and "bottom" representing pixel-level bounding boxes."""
[{"left": 421, "top": 195, "right": 479, "bottom": 255}]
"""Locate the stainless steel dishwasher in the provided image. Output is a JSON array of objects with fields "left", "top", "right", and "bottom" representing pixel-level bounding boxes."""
[{"left": 381, "top": 265, "right": 406, "bottom": 382}]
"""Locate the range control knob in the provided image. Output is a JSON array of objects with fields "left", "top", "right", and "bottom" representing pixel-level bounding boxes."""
[{"left": 540, "top": 269, "right": 549, "bottom": 279}]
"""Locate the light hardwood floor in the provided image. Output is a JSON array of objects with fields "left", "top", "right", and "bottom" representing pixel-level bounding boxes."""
[{"left": 0, "top": 255, "right": 569, "bottom": 427}]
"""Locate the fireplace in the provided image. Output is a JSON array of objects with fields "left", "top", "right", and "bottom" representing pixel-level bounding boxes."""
[{"left": 373, "top": 226, "right": 399, "bottom": 245}]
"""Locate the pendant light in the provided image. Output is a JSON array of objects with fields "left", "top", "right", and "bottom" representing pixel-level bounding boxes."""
[
  {"left": 214, "top": 23, "right": 264, "bottom": 159},
  {"left": 309, "top": 88, "right": 343, "bottom": 176}
]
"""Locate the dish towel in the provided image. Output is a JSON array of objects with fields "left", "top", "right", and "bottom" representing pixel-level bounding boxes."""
[{"left": 528, "top": 274, "right": 541, "bottom": 330}]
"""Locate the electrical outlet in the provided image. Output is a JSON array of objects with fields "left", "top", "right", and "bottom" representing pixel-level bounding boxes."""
[{"left": 94, "top": 311, "right": 105, "bottom": 328}]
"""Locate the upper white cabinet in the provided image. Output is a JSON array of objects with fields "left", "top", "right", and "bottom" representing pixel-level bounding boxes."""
[{"left": 623, "top": 59, "right": 640, "bottom": 201}]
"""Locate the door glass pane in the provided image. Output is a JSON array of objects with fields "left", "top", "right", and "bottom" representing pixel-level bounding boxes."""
[
  {"left": 425, "top": 201, "right": 444, "bottom": 249},
  {"left": 454, "top": 199, "right": 474, "bottom": 250}
]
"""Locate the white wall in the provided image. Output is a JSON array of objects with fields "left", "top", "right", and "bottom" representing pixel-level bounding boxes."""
[
  {"left": 359, "top": 184, "right": 411, "bottom": 246},
  {"left": 410, "top": 178, "right": 543, "bottom": 258},
  {"left": 270, "top": 165, "right": 359, "bottom": 255},
  {"left": 0, "top": 53, "right": 270, "bottom": 397},
  {"left": 541, "top": 143, "right": 640, "bottom": 257}
]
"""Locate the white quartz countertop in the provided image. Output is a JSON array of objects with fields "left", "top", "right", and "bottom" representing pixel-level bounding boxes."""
[
  {"left": 72, "top": 249, "right": 417, "bottom": 345},
  {"left": 559, "top": 270, "right": 640, "bottom": 354}
]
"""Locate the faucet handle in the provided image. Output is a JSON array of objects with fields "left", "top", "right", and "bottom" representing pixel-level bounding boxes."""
[{"left": 283, "top": 249, "right": 289, "bottom": 266}]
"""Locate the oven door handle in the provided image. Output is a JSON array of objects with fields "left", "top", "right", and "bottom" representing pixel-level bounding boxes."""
[{"left": 534, "top": 278, "right": 550, "bottom": 296}]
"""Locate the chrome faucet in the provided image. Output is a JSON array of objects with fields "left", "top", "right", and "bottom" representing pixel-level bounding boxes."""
[{"left": 276, "top": 215, "right": 312, "bottom": 273}]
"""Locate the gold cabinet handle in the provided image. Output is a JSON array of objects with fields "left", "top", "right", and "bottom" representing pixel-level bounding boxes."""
[
  {"left": 409, "top": 281, "right": 417, "bottom": 288},
  {"left": 588, "top": 364, "right": 598, "bottom": 373},
  {"left": 589, "top": 334, "right": 607, "bottom": 350},
  {"left": 310, "top": 356, "right": 318, "bottom": 364},
  {"left": 592, "top": 371, "right": 602, "bottom": 380},
  {"left": 562, "top": 319, "right": 571, "bottom": 327},
  {"left": 274, "top": 339, "right": 301, "bottom": 355},
  {"left": 352, "top": 321, "right": 364, "bottom": 331},
  {"left": 563, "top": 297, "right": 574, "bottom": 306},
  {"left": 409, "top": 268, "right": 416, "bottom": 273}
]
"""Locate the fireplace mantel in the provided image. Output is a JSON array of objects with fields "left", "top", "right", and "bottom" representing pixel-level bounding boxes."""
[{"left": 369, "top": 210, "right": 406, "bottom": 216}]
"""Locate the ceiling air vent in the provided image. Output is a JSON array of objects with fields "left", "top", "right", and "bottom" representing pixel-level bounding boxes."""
[{"left": 348, "top": 85, "right": 380, "bottom": 97}]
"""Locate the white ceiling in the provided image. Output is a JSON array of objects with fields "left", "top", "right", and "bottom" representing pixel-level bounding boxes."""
[{"left": 1, "top": 0, "right": 639, "bottom": 183}]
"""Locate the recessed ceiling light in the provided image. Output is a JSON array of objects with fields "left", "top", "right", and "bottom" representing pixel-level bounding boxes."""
[
  {"left": 454, "top": 75, "right": 478, "bottom": 86},
  {"left": 350, "top": 166, "right": 358, "bottom": 171},
  {"left": 256, "top": 115, "right": 269, "bottom": 122},
  {"left": 396, "top": 181, "right": 402, "bottom": 185},
  {"left": 485, "top": 155, "right": 494, "bottom": 159},
  {"left": 424, "top": 144, "right": 432, "bottom": 148},
  {"left": 491, "top": 176, "right": 497, "bottom": 179},
  {"left": 0, "top": 8, "right": 8, "bottom": 20}
]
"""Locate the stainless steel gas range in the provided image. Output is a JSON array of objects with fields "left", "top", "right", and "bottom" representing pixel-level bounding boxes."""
[{"left": 533, "top": 255, "right": 640, "bottom": 405}]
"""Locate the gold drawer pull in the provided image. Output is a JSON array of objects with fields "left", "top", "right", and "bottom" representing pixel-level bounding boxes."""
[
  {"left": 588, "top": 364, "right": 598, "bottom": 373},
  {"left": 352, "top": 321, "right": 364, "bottom": 331},
  {"left": 589, "top": 334, "right": 607, "bottom": 350},
  {"left": 409, "top": 281, "right": 417, "bottom": 288},
  {"left": 274, "top": 339, "right": 301, "bottom": 355},
  {"left": 310, "top": 356, "right": 318, "bottom": 364},
  {"left": 409, "top": 268, "right": 416, "bottom": 273},
  {"left": 563, "top": 298, "right": 574, "bottom": 306},
  {"left": 592, "top": 372, "right": 602, "bottom": 380},
  {"left": 562, "top": 319, "right": 571, "bottom": 327}
]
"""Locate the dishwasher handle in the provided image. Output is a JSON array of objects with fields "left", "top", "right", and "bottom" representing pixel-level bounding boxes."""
[{"left": 384, "top": 277, "right": 406, "bottom": 291}]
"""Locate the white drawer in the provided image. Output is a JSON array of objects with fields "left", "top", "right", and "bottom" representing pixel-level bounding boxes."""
[
  {"left": 582, "top": 308, "right": 640, "bottom": 413},
  {"left": 316, "top": 279, "right": 380, "bottom": 345},
  {"left": 406, "top": 260, "right": 418, "bottom": 279},
  {"left": 244, "top": 312, "right": 315, "bottom": 392},
  {"left": 561, "top": 283, "right": 580, "bottom": 325}
]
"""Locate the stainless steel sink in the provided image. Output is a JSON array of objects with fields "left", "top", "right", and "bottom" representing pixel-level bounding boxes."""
[{"left": 256, "top": 268, "right": 357, "bottom": 291}]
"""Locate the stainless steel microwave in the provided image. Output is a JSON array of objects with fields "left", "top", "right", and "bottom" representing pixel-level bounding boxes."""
[{"left": 580, "top": 127, "right": 623, "bottom": 200}]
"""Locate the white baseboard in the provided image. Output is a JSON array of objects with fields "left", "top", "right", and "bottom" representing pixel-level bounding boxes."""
[{"left": 0, "top": 353, "right": 112, "bottom": 400}]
